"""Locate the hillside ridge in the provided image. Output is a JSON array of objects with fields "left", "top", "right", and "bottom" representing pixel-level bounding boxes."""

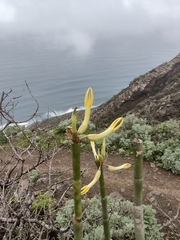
[
  {"left": 91, "top": 53, "right": 180, "bottom": 127},
  {"left": 29, "top": 53, "right": 180, "bottom": 130}
]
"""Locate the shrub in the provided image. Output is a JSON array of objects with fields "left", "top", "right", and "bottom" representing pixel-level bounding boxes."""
[
  {"left": 29, "top": 169, "right": 39, "bottom": 182},
  {"left": 161, "top": 147, "right": 180, "bottom": 174},
  {"left": 56, "top": 119, "right": 96, "bottom": 135},
  {"left": 0, "top": 125, "right": 25, "bottom": 144},
  {"left": 55, "top": 196, "right": 164, "bottom": 240},
  {"left": 115, "top": 114, "right": 154, "bottom": 158},
  {"left": 96, "top": 132, "right": 120, "bottom": 151},
  {"left": 56, "top": 119, "right": 72, "bottom": 134},
  {"left": 115, "top": 115, "right": 180, "bottom": 174},
  {"left": 152, "top": 119, "right": 180, "bottom": 142},
  {"left": 32, "top": 193, "right": 55, "bottom": 213},
  {"left": 0, "top": 131, "right": 8, "bottom": 144}
]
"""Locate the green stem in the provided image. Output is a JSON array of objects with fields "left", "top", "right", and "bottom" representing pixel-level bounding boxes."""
[
  {"left": 72, "top": 143, "right": 83, "bottom": 240},
  {"left": 71, "top": 108, "right": 83, "bottom": 240},
  {"left": 133, "top": 138, "right": 145, "bottom": 240},
  {"left": 97, "top": 163, "right": 110, "bottom": 240}
]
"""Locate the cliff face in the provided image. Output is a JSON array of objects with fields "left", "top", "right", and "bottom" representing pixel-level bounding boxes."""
[{"left": 91, "top": 53, "right": 180, "bottom": 127}]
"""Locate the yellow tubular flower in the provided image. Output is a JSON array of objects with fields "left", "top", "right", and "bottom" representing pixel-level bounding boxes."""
[
  {"left": 91, "top": 141, "right": 99, "bottom": 160},
  {"left": 101, "top": 138, "right": 106, "bottom": 160},
  {"left": 107, "top": 163, "right": 131, "bottom": 172},
  {"left": 78, "top": 88, "right": 94, "bottom": 134},
  {"left": 87, "top": 117, "right": 124, "bottom": 141},
  {"left": 81, "top": 168, "right": 101, "bottom": 195}
]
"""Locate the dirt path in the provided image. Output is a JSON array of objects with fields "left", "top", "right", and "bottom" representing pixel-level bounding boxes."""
[
  {"left": 1, "top": 147, "right": 179, "bottom": 238},
  {"left": 38, "top": 149, "right": 179, "bottom": 239}
]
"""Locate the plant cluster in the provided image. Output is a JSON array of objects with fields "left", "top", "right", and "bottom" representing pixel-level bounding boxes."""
[
  {"left": 3, "top": 112, "right": 180, "bottom": 175},
  {"left": 32, "top": 192, "right": 55, "bottom": 213},
  {"left": 0, "top": 87, "right": 171, "bottom": 239},
  {"left": 0, "top": 125, "right": 25, "bottom": 144},
  {"left": 55, "top": 196, "right": 164, "bottom": 240},
  {"left": 95, "top": 114, "right": 180, "bottom": 174}
]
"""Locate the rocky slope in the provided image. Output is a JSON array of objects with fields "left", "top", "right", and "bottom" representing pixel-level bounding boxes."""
[
  {"left": 29, "top": 53, "right": 180, "bottom": 130},
  {"left": 91, "top": 53, "right": 180, "bottom": 127}
]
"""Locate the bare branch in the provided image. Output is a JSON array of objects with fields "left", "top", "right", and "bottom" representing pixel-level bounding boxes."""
[{"left": 149, "top": 204, "right": 180, "bottom": 240}]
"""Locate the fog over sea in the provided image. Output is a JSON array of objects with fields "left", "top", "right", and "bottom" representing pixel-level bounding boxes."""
[{"left": 0, "top": 35, "right": 180, "bottom": 124}]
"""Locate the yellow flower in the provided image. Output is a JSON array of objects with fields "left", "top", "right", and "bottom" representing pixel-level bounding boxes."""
[
  {"left": 84, "top": 87, "right": 94, "bottom": 107},
  {"left": 81, "top": 168, "right": 101, "bottom": 195},
  {"left": 91, "top": 141, "right": 99, "bottom": 160},
  {"left": 101, "top": 138, "right": 106, "bottom": 160},
  {"left": 78, "top": 87, "right": 94, "bottom": 134},
  {"left": 107, "top": 163, "right": 131, "bottom": 172},
  {"left": 90, "top": 138, "right": 106, "bottom": 162},
  {"left": 87, "top": 117, "right": 123, "bottom": 141}
]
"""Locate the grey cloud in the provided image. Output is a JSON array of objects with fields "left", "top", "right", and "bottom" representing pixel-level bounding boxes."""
[{"left": 1, "top": 0, "right": 180, "bottom": 55}]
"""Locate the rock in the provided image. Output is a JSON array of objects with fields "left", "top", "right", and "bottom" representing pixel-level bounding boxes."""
[
  {"left": 150, "top": 190, "right": 162, "bottom": 197},
  {"left": 94, "top": 193, "right": 101, "bottom": 200},
  {"left": 168, "top": 211, "right": 173, "bottom": 216},
  {"left": 150, "top": 162, "right": 156, "bottom": 168},
  {"left": 146, "top": 190, "right": 162, "bottom": 205},
  {"left": 20, "top": 179, "right": 29, "bottom": 190},
  {"left": 109, "top": 191, "right": 124, "bottom": 200},
  {"left": 36, "top": 177, "right": 48, "bottom": 185},
  {"left": 167, "top": 202, "right": 171, "bottom": 207}
]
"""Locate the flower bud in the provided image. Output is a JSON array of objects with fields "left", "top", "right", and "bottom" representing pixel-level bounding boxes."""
[
  {"left": 87, "top": 117, "right": 124, "bottom": 141},
  {"left": 107, "top": 163, "right": 131, "bottom": 171},
  {"left": 81, "top": 168, "right": 101, "bottom": 195},
  {"left": 78, "top": 88, "right": 94, "bottom": 134}
]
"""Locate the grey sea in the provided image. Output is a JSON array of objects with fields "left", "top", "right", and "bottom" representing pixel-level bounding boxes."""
[{"left": 0, "top": 35, "right": 180, "bottom": 124}]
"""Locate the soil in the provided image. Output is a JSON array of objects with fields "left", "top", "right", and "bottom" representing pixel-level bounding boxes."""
[
  {"left": 1, "top": 147, "right": 179, "bottom": 239},
  {"left": 35, "top": 147, "right": 180, "bottom": 239}
]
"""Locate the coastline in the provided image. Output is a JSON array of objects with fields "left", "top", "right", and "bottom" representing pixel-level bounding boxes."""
[{"left": 27, "top": 108, "right": 92, "bottom": 131}]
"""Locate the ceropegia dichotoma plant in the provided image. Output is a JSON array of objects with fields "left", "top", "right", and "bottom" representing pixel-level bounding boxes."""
[
  {"left": 66, "top": 87, "right": 131, "bottom": 240},
  {"left": 65, "top": 87, "right": 94, "bottom": 240},
  {"left": 81, "top": 138, "right": 131, "bottom": 240},
  {"left": 133, "top": 138, "right": 145, "bottom": 240}
]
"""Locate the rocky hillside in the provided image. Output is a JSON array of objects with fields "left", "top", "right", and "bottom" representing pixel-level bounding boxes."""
[
  {"left": 29, "top": 53, "right": 180, "bottom": 130},
  {"left": 91, "top": 53, "right": 180, "bottom": 127}
]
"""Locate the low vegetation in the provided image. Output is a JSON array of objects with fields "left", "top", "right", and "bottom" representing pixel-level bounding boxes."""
[
  {"left": 56, "top": 196, "right": 164, "bottom": 240},
  {"left": 0, "top": 86, "right": 179, "bottom": 239},
  {"left": 2, "top": 114, "right": 178, "bottom": 174}
]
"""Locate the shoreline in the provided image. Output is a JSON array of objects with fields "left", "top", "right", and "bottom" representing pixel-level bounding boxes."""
[{"left": 27, "top": 108, "right": 92, "bottom": 131}]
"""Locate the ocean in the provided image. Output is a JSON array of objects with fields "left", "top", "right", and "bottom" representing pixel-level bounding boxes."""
[{"left": 0, "top": 34, "right": 180, "bottom": 125}]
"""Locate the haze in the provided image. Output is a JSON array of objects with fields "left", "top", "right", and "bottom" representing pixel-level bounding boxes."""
[{"left": 1, "top": 0, "right": 180, "bottom": 56}]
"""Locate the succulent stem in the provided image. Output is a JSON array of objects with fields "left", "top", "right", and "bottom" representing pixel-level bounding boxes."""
[
  {"left": 71, "top": 109, "right": 83, "bottom": 240},
  {"left": 133, "top": 138, "right": 145, "bottom": 240}
]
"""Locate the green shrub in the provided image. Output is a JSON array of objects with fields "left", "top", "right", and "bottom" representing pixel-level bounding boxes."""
[
  {"left": 85, "top": 114, "right": 180, "bottom": 174},
  {"left": 115, "top": 115, "right": 180, "bottom": 174},
  {"left": 56, "top": 119, "right": 96, "bottom": 135},
  {"left": 0, "top": 131, "right": 8, "bottom": 144},
  {"left": 96, "top": 132, "right": 120, "bottom": 151},
  {"left": 0, "top": 125, "right": 25, "bottom": 144},
  {"left": 55, "top": 196, "right": 164, "bottom": 240},
  {"left": 109, "top": 114, "right": 153, "bottom": 159},
  {"left": 29, "top": 169, "right": 39, "bottom": 182},
  {"left": 161, "top": 147, "right": 180, "bottom": 174},
  {"left": 56, "top": 119, "right": 72, "bottom": 134},
  {"left": 6, "top": 125, "right": 25, "bottom": 136},
  {"left": 152, "top": 119, "right": 180, "bottom": 142},
  {"left": 32, "top": 193, "right": 55, "bottom": 213}
]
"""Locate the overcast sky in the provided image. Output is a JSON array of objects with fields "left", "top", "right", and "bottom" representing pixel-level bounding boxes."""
[{"left": 1, "top": 0, "right": 180, "bottom": 55}]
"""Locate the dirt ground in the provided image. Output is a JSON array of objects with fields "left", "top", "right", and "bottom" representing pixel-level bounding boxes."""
[
  {"left": 34, "top": 148, "right": 180, "bottom": 239},
  {"left": 1, "top": 147, "right": 180, "bottom": 239}
]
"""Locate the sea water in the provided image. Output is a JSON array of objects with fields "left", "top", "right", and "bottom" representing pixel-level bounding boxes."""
[{"left": 0, "top": 35, "right": 180, "bottom": 125}]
